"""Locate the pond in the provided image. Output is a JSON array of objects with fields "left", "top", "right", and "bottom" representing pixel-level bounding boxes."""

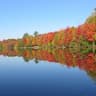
[{"left": 0, "top": 49, "right": 96, "bottom": 96}]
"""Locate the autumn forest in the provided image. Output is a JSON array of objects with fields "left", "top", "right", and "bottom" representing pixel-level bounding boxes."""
[
  {"left": 0, "top": 9, "right": 96, "bottom": 81},
  {"left": 0, "top": 9, "right": 96, "bottom": 51}
]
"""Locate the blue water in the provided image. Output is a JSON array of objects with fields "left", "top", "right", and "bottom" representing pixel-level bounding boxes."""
[{"left": 0, "top": 56, "right": 96, "bottom": 96}]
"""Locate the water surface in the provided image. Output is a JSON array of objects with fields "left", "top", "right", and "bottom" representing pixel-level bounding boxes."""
[{"left": 0, "top": 49, "right": 96, "bottom": 96}]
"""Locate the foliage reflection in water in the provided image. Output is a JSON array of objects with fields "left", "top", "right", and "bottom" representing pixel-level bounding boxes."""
[{"left": 0, "top": 47, "right": 96, "bottom": 83}]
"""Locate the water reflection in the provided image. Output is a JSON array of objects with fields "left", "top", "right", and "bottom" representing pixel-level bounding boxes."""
[{"left": 0, "top": 48, "right": 96, "bottom": 82}]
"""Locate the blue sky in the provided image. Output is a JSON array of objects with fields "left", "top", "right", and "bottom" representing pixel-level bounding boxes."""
[{"left": 0, "top": 0, "right": 96, "bottom": 40}]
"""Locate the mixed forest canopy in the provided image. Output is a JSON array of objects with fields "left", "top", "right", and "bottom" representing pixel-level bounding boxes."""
[{"left": 0, "top": 9, "right": 96, "bottom": 50}]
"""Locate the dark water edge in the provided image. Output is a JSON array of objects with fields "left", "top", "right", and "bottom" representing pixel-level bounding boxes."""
[{"left": 0, "top": 56, "right": 96, "bottom": 96}]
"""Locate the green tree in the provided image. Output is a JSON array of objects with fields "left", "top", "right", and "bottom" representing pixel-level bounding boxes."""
[
  {"left": 34, "top": 31, "right": 38, "bottom": 37},
  {"left": 23, "top": 33, "right": 29, "bottom": 38},
  {"left": 85, "top": 8, "right": 96, "bottom": 24},
  {"left": 0, "top": 43, "right": 3, "bottom": 51}
]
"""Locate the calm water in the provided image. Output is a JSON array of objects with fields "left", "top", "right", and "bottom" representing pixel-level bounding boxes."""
[{"left": 0, "top": 49, "right": 96, "bottom": 96}]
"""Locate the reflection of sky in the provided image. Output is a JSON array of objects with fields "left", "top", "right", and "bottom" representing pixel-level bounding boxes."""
[
  {"left": 0, "top": 0, "right": 96, "bottom": 40},
  {"left": 0, "top": 56, "right": 96, "bottom": 95}
]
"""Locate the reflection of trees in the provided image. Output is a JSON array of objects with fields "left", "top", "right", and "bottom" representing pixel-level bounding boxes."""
[
  {"left": 0, "top": 47, "right": 96, "bottom": 82},
  {"left": 34, "top": 58, "right": 39, "bottom": 64},
  {"left": 23, "top": 57, "right": 30, "bottom": 62},
  {"left": 87, "top": 71, "right": 96, "bottom": 83}
]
